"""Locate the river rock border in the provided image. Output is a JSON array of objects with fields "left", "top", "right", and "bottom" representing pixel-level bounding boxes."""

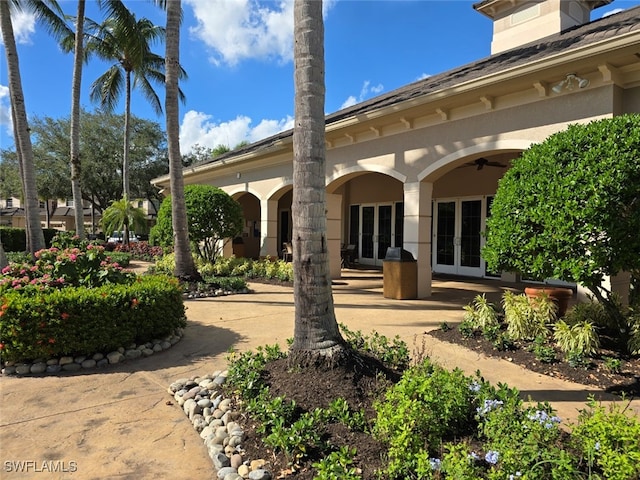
[
  {"left": 1, "top": 328, "right": 185, "bottom": 376},
  {"left": 168, "top": 373, "right": 273, "bottom": 480},
  {"left": 1, "top": 286, "right": 249, "bottom": 377}
]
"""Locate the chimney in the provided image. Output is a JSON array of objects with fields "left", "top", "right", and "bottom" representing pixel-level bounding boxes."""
[{"left": 473, "top": 0, "right": 613, "bottom": 54}]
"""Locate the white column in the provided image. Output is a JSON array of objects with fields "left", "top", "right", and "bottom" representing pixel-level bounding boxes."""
[
  {"left": 326, "top": 193, "right": 342, "bottom": 279},
  {"left": 403, "top": 181, "right": 433, "bottom": 297},
  {"left": 260, "top": 199, "right": 279, "bottom": 258}
]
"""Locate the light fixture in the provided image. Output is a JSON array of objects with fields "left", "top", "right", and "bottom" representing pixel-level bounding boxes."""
[{"left": 552, "top": 73, "right": 590, "bottom": 94}]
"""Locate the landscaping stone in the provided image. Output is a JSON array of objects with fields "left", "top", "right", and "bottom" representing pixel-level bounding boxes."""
[{"left": 1, "top": 329, "right": 184, "bottom": 377}]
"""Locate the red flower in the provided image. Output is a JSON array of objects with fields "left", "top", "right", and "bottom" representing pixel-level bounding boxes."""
[
  {"left": 61, "top": 312, "right": 70, "bottom": 320},
  {"left": 48, "top": 338, "right": 55, "bottom": 344},
  {"left": 131, "top": 298, "right": 139, "bottom": 308},
  {"left": 0, "top": 343, "right": 4, "bottom": 350}
]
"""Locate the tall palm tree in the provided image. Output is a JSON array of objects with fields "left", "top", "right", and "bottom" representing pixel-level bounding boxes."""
[
  {"left": 289, "top": 0, "right": 346, "bottom": 367},
  {"left": 164, "top": 0, "right": 198, "bottom": 280},
  {"left": 0, "top": 0, "right": 70, "bottom": 255},
  {"left": 69, "top": 0, "right": 86, "bottom": 239},
  {"left": 86, "top": 1, "right": 182, "bottom": 200}
]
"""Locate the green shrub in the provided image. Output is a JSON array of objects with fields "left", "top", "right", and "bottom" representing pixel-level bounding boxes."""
[
  {"left": 553, "top": 319, "right": 600, "bottom": 356},
  {"left": 0, "top": 227, "right": 58, "bottom": 251},
  {"left": 312, "top": 446, "right": 361, "bottom": 480},
  {"left": 602, "top": 356, "right": 622, "bottom": 373},
  {"left": 463, "top": 294, "right": 499, "bottom": 330},
  {"left": 564, "top": 300, "right": 611, "bottom": 329},
  {"left": 528, "top": 336, "right": 556, "bottom": 363},
  {"left": 373, "top": 359, "right": 478, "bottom": 478},
  {"left": 150, "top": 185, "right": 243, "bottom": 262},
  {"left": 0, "top": 275, "right": 185, "bottom": 361},
  {"left": 502, "top": 291, "right": 553, "bottom": 341},
  {"left": 153, "top": 254, "right": 293, "bottom": 284},
  {"left": 339, "top": 323, "right": 409, "bottom": 371},
  {"left": 570, "top": 397, "right": 640, "bottom": 480}
]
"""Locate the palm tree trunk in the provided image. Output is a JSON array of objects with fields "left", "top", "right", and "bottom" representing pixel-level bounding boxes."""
[
  {"left": 70, "top": 0, "right": 85, "bottom": 239},
  {"left": 123, "top": 71, "right": 131, "bottom": 201},
  {"left": 289, "top": 0, "right": 345, "bottom": 367},
  {"left": 1, "top": 0, "right": 45, "bottom": 255},
  {"left": 165, "top": 0, "right": 198, "bottom": 280}
]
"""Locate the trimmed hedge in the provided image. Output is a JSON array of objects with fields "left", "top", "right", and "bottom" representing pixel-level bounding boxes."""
[
  {"left": 0, "top": 227, "right": 59, "bottom": 252},
  {"left": 0, "top": 275, "right": 186, "bottom": 362}
]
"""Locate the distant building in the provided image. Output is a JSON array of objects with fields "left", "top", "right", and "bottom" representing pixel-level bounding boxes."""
[{"left": 0, "top": 197, "right": 159, "bottom": 234}]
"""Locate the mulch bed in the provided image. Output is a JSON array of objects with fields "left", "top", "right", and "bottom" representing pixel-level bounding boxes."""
[
  {"left": 224, "top": 353, "right": 398, "bottom": 480},
  {"left": 428, "top": 327, "right": 640, "bottom": 396}
]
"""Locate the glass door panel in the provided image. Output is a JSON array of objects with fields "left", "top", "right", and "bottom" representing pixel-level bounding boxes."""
[
  {"left": 436, "top": 201, "right": 455, "bottom": 266},
  {"left": 361, "top": 206, "right": 375, "bottom": 261},
  {"left": 460, "top": 200, "right": 481, "bottom": 268},
  {"left": 377, "top": 205, "right": 393, "bottom": 260}
]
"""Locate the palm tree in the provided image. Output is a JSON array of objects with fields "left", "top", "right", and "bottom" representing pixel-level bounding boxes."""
[
  {"left": 86, "top": 1, "right": 183, "bottom": 200},
  {"left": 289, "top": 0, "right": 346, "bottom": 367},
  {"left": 0, "top": 0, "right": 71, "bottom": 255},
  {"left": 101, "top": 197, "right": 146, "bottom": 247},
  {"left": 164, "top": 0, "right": 198, "bottom": 280},
  {"left": 69, "top": 0, "right": 86, "bottom": 239}
]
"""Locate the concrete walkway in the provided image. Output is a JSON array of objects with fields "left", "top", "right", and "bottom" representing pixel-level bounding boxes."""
[{"left": 1, "top": 268, "right": 638, "bottom": 479}]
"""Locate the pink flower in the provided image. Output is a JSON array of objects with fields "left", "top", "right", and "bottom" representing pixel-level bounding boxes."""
[
  {"left": 69, "top": 254, "right": 77, "bottom": 262},
  {"left": 1, "top": 265, "right": 10, "bottom": 274}
]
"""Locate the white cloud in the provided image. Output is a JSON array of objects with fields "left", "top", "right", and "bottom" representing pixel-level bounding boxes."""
[
  {"left": 340, "top": 80, "right": 384, "bottom": 110},
  {"left": 601, "top": 8, "right": 624, "bottom": 17},
  {"left": 185, "top": 0, "right": 337, "bottom": 67},
  {"left": 179, "top": 109, "right": 294, "bottom": 153},
  {"left": 186, "top": 0, "right": 295, "bottom": 66},
  {"left": 0, "top": 9, "right": 36, "bottom": 45},
  {"left": 0, "top": 84, "right": 12, "bottom": 138},
  {"left": 416, "top": 73, "right": 432, "bottom": 81}
]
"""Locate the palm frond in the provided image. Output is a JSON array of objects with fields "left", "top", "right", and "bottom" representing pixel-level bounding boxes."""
[
  {"left": 90, "top": 66, "right": 124, "bottom": 112},
  {"left": 134, "top": 74, "right": 163, "bottom": 116}
]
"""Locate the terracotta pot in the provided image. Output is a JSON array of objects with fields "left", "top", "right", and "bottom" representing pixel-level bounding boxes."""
[{"left": 524, "top": 286, "right": 574, "bottom": 317}]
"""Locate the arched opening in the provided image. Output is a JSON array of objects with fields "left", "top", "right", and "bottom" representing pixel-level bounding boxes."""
[{"left": 232, "top": 192, "right": 261, "bottom": 259}]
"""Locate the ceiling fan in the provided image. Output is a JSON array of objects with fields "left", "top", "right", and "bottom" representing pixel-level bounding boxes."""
[{"left": 463, "top": 158, "right": 507, "bottom": 170}]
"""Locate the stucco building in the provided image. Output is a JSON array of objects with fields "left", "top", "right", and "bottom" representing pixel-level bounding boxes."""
[{"left": 152, "top": 0, "right": 640, "bottom": 298}]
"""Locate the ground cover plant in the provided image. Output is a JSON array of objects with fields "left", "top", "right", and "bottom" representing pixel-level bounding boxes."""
[
  {"left": 151, "top": 253, "right": 293, "bottom": 292},
  {"left": 430, "top": 292, "right": 640, "bottom": 396},
  {"left": 0, "top": 234, "right": 185, "bottom": 362},
  {"left": 222, "top": 327, "right": 640, "bottom": 479}
]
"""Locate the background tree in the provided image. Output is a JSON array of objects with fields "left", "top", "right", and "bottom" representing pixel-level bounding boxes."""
[
  {"left": 0, "top": 150, "right": 22, "bottom": 199},
  {"left": 101, "top": 197, "right": 146, "bottom": 245},
  {"left": 289, "top": 0, "right": 346, "bottom": 367},
  {"left": 86, "top": 1, "right": 178, "bottom": 200},
  {"left": 150, "top": 184, "right": 243, "bottom": 263},
  {"left": 483, "top": 114, "right": 640, "bottom": 350},
  {"left": 27, "top": 111, "right": 167, "bottom": 214},
  {"left": 164, "top": 0, "right": 198, "bottom": 279}
]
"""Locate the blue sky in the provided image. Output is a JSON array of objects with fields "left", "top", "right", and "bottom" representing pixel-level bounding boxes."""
[{"left": 1, "top": 0, "right": 637, "bottom": 154}]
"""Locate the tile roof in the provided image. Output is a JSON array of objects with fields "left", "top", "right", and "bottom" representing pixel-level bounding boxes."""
[{"left": 195, "top": 5, "right": 640, "bottom": 167}]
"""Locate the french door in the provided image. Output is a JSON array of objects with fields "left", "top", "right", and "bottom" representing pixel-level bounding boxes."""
[
  {"left": 432, "top": 198, "right": 485, "bottom": 277},
  {"left": 359, "top": 203, "right": 393, "bottom": 266}
]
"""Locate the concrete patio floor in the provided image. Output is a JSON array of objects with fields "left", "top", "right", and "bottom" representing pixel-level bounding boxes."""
[{"left": 1, "top": 266, "right": 638, "bottom": 479}]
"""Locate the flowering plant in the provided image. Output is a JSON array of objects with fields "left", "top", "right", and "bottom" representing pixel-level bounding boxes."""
[{"left": 0, "top": 244, "right": 133, "bottom": 293}]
